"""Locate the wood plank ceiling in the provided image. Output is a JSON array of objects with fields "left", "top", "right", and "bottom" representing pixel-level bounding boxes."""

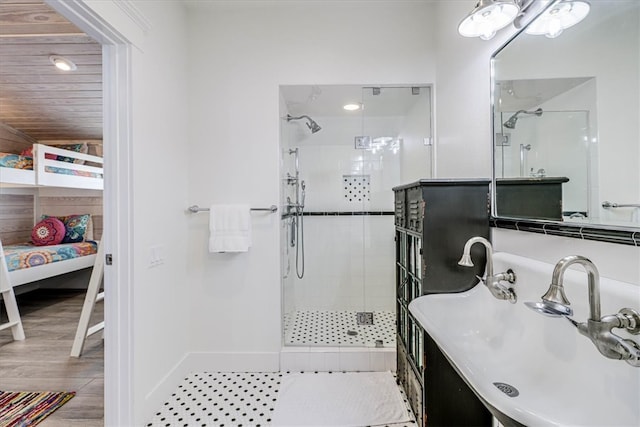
[{"left": 0, "top": 0, "right": 102, "bottom": 142}]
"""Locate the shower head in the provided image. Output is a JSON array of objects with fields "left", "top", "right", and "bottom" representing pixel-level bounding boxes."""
[
  {"left": 503, "top": 108, "right": 543, "bottom": 129},
  {"left": 286, "top": 114, "right": 322, "bottom": 134}
]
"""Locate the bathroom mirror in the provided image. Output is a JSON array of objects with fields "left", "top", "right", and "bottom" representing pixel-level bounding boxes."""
[{"left": 492, "top": 0, "right": 639, "bottom": 230}]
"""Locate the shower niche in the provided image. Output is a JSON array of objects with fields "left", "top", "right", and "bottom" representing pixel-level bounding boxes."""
[{"left": 279, "top": 84, "right": 433, "bottom": 353}]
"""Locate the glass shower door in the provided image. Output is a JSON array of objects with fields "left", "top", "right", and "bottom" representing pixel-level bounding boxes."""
[
  {"left": 279, "top": 84, "right": 432, "bottom": 349},
  {"left": 358, "top": 86, "right": 433, "bottom": 348}
]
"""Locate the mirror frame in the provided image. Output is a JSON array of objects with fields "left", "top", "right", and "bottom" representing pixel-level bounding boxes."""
[{"left": 489, "top": 1, "right": 639, "bottom": 247}]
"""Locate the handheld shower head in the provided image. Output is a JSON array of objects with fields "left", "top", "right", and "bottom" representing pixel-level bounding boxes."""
[
  {"left": 503, "top": 108, "right": 543, "bottom": 129},
  {"left": 286, "top": 114, "right": 322, "bottom": 134}
]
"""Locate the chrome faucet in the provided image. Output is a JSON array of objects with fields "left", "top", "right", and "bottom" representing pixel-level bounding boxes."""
[
  {"left": 458, "top": 236, "right": 517, "bottom": 303},
  {"left": 528, "top": 255, "right": 640, "bottom": 366}
]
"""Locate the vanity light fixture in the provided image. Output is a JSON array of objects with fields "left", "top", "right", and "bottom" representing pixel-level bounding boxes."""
[
  {"left": 343, "top": 103, "right": 361, "bottom": 111},
  {"left": 525, "top": 0, "right": 590, "bottom": 38},
  {"left": 49, "top": 55, "right": 77, "bottom": 71},
  {"left": 458, "top": 0, "right": 520, "bottom": 40}
]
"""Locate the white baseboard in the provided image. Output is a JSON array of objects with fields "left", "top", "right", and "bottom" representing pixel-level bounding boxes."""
[
  {"left": 184, "top": 351, "right": 280, "bottom": 372},
  {"left": 142, "top": 353, "right": 191, "bottom": 424}
]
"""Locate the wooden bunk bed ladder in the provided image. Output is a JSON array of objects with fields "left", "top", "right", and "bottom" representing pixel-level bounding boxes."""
[
  {"left": 0, "top": 243, "right": 25, "bottom": 341},
  {"left": 70, "top": 241, "right": 105, "bottom": 357}
]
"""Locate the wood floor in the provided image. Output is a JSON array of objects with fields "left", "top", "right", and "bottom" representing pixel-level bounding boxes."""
[{"left": 0, "top": 288, "right": 104, "bottom": 426}]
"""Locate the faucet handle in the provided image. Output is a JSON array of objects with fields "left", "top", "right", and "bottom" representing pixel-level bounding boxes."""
[
  {"left": 618, "top": 308, "right": 640, "bottom": 334},
  {"left": 496, "top": 269, "right": 517, "bottom": 284}
]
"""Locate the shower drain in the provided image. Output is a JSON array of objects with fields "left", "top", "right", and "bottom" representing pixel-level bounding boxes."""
[{"left": 493, "top": 382, "right": 519, "bottom": 397}]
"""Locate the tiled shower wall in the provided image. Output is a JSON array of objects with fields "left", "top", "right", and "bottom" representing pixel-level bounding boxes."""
[
  {"left": 281, "top": 87, "right": 432, "bottom": 330},
  {"left": 282, "top": 117, "right": 402, "bottom": 315},
  {"left": 293, "top": 215, "right": 395, "bottom": 312}
]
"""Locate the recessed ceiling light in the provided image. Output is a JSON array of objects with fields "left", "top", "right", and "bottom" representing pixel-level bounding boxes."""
[
  {"left": 49, "top": 55, "right": 77, "bottom": 71},
  {"left": 343, "top": 103, "right": 361, "bottom": 111}
]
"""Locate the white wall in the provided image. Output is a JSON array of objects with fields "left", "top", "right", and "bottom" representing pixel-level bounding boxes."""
[
  {"left": 185, "top": 1, "right": 436, "bottom": 362},
  {"left": 432, "top": 1, "right": 513, "bottom": 179},
  {"left": 117, "top": 1, "right": 191, "bottom": 423}
]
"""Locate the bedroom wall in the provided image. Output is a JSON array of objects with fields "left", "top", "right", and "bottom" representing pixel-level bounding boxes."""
[
  {"left": 0, "top": 192, "right": 34, "bottom": 244},
  {"left": 37, "top": 188, "right": 103, "bottom": 240},
  {"left": 0, "top": 123, "right": 36, "bottom": 153},
  {"left": 185, "top": 0, "right": 436, "bottom": 367}
]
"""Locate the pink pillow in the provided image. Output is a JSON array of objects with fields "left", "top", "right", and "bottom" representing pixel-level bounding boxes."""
[{"left": 31, "top": 217, "right": 66, "bottom": 246}]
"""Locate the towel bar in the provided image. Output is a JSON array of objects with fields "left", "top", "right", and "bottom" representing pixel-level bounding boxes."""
[
  {"left": 188, "top": 205, "right": 278, "bottom": 213},
  {"left": 602, "top": 201, "right": 640, "bottom": 209}
]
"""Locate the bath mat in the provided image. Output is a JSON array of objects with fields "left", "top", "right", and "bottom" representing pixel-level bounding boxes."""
[
  {"left": 0, "top": 391, "right": 75, "bottom": 426},
  {"left": 272, "top": 371, "right": 412, "bottom": 427}
]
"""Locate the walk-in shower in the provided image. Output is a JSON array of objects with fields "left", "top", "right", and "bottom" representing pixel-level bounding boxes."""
[{"left": 280, "top": 85, "right": 433, "bottom": 352}]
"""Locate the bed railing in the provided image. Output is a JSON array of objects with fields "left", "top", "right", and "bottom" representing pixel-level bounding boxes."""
[{"left": 34, "top": 143, "right": 104, "bottom": 190}]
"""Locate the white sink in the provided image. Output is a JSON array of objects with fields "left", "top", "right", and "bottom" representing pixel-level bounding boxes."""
[{"left": 409, "top": 252, "right": 640, "bottom": 427}]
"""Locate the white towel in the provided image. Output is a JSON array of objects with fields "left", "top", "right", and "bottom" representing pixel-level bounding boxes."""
[
  {"left": 272, "top": 372, "right": 412, "bottom": 426},
  {"left": 208, "top": 204, "right": 252, "bottom": 253}
]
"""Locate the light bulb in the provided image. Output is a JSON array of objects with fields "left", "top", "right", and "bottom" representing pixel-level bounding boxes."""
[{"left": 49, "top": 55, "right": 77, "bottom": 71}]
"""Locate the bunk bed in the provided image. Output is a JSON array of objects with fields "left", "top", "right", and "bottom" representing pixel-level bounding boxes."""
[
  {"left": 0, "top": 236, "right": 103, "bottom": 351},
  {"left": 0, "top": 143, "right": 104, "bottom": 346},
  {"left": 0, "top": 143, "right": 103, "bottom": 190}
]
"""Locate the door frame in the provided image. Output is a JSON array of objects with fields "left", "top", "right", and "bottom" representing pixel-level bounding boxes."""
[{"left": 45, "top": 1, "right": 136, "bottom": 425}]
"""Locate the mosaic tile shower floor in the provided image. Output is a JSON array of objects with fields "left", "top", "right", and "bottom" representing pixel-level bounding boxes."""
[
  {"left": 283, "top": 310, "right": 396, "bottom": 347},
  {"left": 147, "top": 371, "right": 416, "bottom": 427}
]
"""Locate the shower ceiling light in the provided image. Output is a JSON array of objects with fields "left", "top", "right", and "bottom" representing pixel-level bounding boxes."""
[
  {"left": 524, "top": 0, "right": 590, "bottom": 38},
  {"left": 343, "top": 103, "right": 361, "bottom": 111},
  {"left": 458, "top": 0, "right": 520, "bottom": 40},
  {"left": 49, "top": 55, "right": 77, "bottom": 71}
]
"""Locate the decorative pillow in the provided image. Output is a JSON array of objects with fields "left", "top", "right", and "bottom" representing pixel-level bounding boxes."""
[
  {"left": 31, "top": 217, "right": 66, "bottom": 246},
  {"left": 42, "top": 213, "right": 92, "bottom": 243},
  {"left": 0, "top": 153, "right": 33, "bottom": 170}
]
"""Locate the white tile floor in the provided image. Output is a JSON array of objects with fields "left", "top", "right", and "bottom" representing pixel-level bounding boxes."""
[
  {"left": 283, "top": 310, "right": 396, "bottom": 347},
  {"left": 147, "top": 371, "right": 416, "bottom": 427}
]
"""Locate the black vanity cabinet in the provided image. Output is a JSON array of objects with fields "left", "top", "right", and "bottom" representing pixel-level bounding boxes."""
[{"left": 393, "top": 179, "right": 493, "bottom": 427}]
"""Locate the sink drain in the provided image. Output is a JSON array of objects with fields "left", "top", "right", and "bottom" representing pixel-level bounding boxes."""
[{"left": 493, "top": 382, "right": 519, "bottom": 397}]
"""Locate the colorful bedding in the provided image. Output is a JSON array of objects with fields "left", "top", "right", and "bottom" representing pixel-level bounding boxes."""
[
  {"left": 0, "top": 153, "right": 33, "bottom": 170},
  {"left": 44, "top": 166, "right": 103, "bottom": 179},
  {"left": 3, "top": 241, "right": 98, "bottom": 272},
  {"left": 0, "top": 152, "right": 102, "bottom": 179}
]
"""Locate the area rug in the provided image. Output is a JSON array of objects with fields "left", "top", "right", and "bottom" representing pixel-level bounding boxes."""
[
  {"left": 272, "top": 371, "right": 412, "bottom": 427},
  {"left": 0, "top": 391, "right": 75, "bottom": 426}
]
